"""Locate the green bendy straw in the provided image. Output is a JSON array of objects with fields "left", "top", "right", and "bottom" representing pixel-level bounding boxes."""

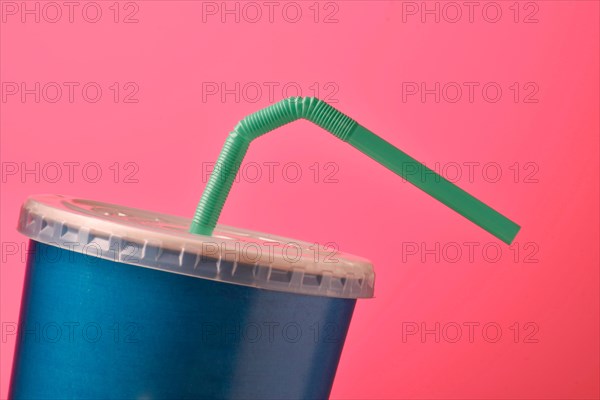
[{"left": 190, "top": 97, "right": 520, "bottom": 244}]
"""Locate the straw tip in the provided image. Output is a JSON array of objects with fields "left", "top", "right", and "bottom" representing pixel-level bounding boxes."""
[{"left": 499, "top": 223, "right": 521, "bottom": 245}]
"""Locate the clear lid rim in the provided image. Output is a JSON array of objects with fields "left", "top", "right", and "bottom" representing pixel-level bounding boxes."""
[{"left": 17, "top": 194, "right": 375, "bottom": 299}]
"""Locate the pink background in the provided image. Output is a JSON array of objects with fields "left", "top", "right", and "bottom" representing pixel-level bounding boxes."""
[{"left": 1, "top": 1, "right": 599, "bottom": 399}]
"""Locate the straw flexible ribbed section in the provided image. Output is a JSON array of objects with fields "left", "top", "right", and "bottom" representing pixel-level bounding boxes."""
[
  {"left": 190, "top": 97, "right": 358, "bottom": 235},
  {"left": 235, "top": 97, "right": 357, "bottom": 142}
]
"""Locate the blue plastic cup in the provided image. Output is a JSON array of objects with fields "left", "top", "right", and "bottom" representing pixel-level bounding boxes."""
[{"left": 10, "top": 195, "right": 375, "bottom": 399}]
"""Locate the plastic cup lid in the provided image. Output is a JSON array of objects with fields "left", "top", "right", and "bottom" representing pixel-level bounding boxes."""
[{"left": 17, "top": 195, "right": 374, "bottom": 299}]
